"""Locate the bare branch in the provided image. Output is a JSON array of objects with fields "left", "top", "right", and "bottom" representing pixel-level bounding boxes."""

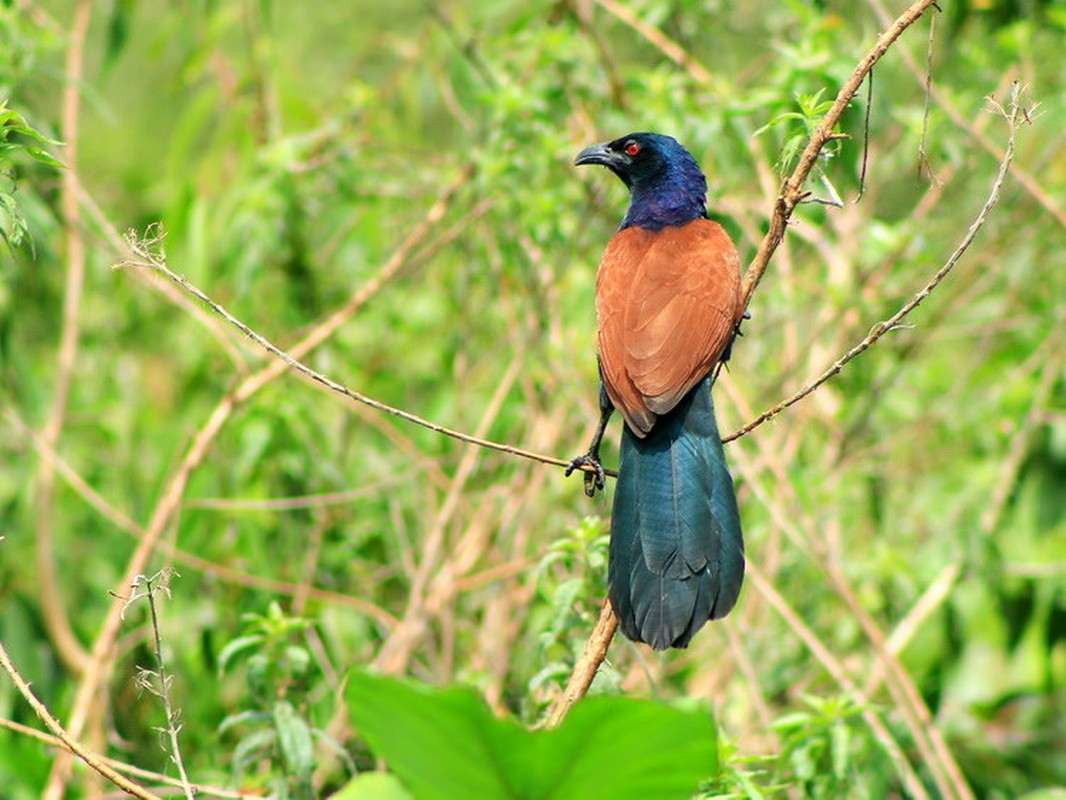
[
  {"left": 541, "top": 600, "right": 618, "bottom": 729},
  {"left": 50, "top": 160, "right": 479, "bottom": 788},
  {"left": 118, "top": 227, "right": 616, "bottom": 483},
  {"left": 548, "top": 0, "right": 945, "bottom": 729},
  {"left": 0, "top": 716, "right": 252, "bottom": 798},
  {"left": 725, "top": 82, "right": 1028, "bottom": 443},
  {"left": 131, "top": 571, "right": 195, "bottom": 800},
  {"left": 741, "top": 0, "right": 942, "bottom": 307},
  {"left": 36, "top": 0, "right": 92, "bottom": 681},
  {"left": 0, "top": 641, "right": 162, "bottom": 800}
]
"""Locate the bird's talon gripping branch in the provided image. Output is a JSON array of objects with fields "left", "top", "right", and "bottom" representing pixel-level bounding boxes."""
[{"left": 566, "top": 452, "right": 606, "bottom": 497}]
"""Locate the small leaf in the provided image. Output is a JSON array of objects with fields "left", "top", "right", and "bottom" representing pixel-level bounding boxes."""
[
  {"left": 232, "top": 727, "right": 278, "bottom": 781},
  {"left": 22, "top": 147, "right": 64, "bottom": 169},
  {"left": 830, "top": 720, "right": 850, "bottom": 779},
  {"left": 217, "top": 634, "right": 264, "bottom": 674},
  {"left": 217, "top": 709, "right": 271, "bottom": 736},
  {"left": 274, "top": 700, "right": 315, "bottom": 782},
  {"left": 104, "top": 0, "right": 137, "bottom": 69}
]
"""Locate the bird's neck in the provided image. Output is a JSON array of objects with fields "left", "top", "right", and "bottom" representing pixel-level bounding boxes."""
[{"left": 621, "top": 169, "right": 707, "bottom": 232}]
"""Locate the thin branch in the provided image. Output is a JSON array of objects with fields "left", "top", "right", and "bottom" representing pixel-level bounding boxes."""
[
  {"left": 0, "top": 717, "right": 255, "bottom": 799},
  {"left": 566, "top": 0, "right": 628, "bottom": 109},
  {"left": 36, "top": 0, "right": 92, "bottom": 678},
  {"left": 862, "top": 562, "right": 961, "bottom": 697},
  {"left": 5, "top": 406, "right": 400, "bottom": 627},
  {"left": 725, "top": 83, "right": 1026, "bottom": 443},
  {"left": 744, "top": 566, "right": 931, "bottom": 800},
  {"left": 741, "top": 0, "right": 941, "bottom": 307},
  {"left": 857, "top": 66, "right": 873, "bottom": 199},
  {"left": 129, "top": 571, "right": 195, "bottom": 800},
  {"left": 48, "top": 163, "right": 477, "bottom": 793},
  {"left": 373, "top": 355, "right": 524, "bottom": 674},
  {"left": 977, "top": 334, "right": 1061, "bottom": 534},
  {"left": 119, "top": 229, "right": 615, "bottom": 483},
  {"left": 866, "top": 0, "right": 1064, "bottom": 227},
  {"left": 917, "top": 5, "right": 939, "bottom": 179},
  {"left": 0, "top": 641, "right": 162, "bottom": 800},
  {"left": 593, "top": 0, "right": 715, "bottom": 87},
  {"left": 70, "top": 171, "right": 252, "bottom": 366},
  {"left": 821, "top": 520, "right": 973, "bottom": 799}
]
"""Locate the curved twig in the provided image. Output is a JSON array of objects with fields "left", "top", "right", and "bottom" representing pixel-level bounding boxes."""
[{"left": 36, "top": 0, "right": 92, "bottom": 679}]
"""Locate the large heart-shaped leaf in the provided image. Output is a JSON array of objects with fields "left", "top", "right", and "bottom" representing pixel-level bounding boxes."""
[{"left": 345, "top": 670, "right": 717, "bottom": 800}]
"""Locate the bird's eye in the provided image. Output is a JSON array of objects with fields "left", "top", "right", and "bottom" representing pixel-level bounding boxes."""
[{"left": 625, "top": 141, "right": 641, "bottom": 157}]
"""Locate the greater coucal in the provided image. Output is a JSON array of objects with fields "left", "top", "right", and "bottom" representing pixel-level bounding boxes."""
[{"left": 568, "top": 132, "right": 745, "bottom": 650}]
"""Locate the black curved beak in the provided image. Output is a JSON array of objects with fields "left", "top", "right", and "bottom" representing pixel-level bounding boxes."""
[{"left": 574, "top": 142, "right": 615, "bottom": 167}]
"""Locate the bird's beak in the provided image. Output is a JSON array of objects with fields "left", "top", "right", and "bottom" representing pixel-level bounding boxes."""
[{"left": 574, "top": 142, "right": 615, "bottom": 167}]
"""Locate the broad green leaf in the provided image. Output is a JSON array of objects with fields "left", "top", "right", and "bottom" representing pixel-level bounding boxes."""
[
  {"left": 330, "top": 773, "right": 416, "bottom": 800},
  {"left": 347, "top": 672, "right": 518, "bottom": 799},
  {"left": 346, "top": 670, "right": 717, "bottom": 800},
  {"left": 547, "top": 694, "right": 718, "bottom": 799}
]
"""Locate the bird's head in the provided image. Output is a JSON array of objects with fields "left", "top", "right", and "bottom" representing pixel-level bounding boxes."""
[{"left": 575, "top": 132, "right": 707, "bottom": 231}]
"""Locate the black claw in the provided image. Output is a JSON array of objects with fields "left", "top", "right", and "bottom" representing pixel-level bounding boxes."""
[{"left": 566, "top": 452, "right": 606, "bottom": 498}]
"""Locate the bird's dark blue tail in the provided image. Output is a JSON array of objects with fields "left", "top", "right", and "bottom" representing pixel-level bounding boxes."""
[{"left": 609, "top": 377, "right": 744, "bottom": 650}]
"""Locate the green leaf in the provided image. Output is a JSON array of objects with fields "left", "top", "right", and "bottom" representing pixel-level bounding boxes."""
[
  {"left": 346, "top": 670, "right": 717, "bottom": 800},
  {"left": 830, "top": 720, "right": 849, "bottom": 779},
  {"left": 232, "top": 727, "right": 278, "bottom": 780},
  {"left": 330, "top": 773, "right": 416, "bottom": 800},
  {"left": 21, "top": 146, "right": 63, "bottom": 169},
  {"left": 217, "top": 709, "right": 271, "bottom": 736},
  {"left": 104, "top": 0, "right": 137, "bottom": 69},
  {"left": 274, "top": 700, "right": 315, "bottom": 782},
  {"left": 216, "top": 634, "right": 264, "bottom": 675}
]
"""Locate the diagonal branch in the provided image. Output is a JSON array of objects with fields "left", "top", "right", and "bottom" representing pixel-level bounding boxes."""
[
  {"left": 45, "top": 165, "right": 477, "bottom": 798},
  {"left": 725, "top": 81, "right": 1027, "bottom": 443},
  {"left": 741, "top": 0, "right": 942, "bottom": 307},
  {"left": 0, "top": 716, "right": 248, "bottom": 799},
  {"left": 120, "top": 231, "right": 584, "bottom": 477},
  {"left": 0, "top": 641, "right": 161, "bottom": 800},
  {"left": 544, "top": 0, "right": 943, "bottom": 729}
]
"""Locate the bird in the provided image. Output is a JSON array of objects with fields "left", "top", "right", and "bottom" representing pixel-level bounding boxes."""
[{"left": 566, "top": 132, "right": 745, "bottom": 650}]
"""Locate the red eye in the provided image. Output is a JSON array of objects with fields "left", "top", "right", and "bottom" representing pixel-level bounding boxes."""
[{"left": 625, "top": 141, "right": 641, "bottom": 156}]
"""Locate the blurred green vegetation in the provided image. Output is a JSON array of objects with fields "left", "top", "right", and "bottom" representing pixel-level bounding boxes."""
[{"left": 1, "top": 0, "right": 1064, "bottom": 797}]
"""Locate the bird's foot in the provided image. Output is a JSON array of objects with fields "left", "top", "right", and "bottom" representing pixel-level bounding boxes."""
[{"left": 565, "top": 451, "right": 606, "bottom": 498}]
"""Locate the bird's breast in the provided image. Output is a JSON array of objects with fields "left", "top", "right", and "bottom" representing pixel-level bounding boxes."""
[{"left": 595, "top": 219, "right": 742, "bottom": 435}]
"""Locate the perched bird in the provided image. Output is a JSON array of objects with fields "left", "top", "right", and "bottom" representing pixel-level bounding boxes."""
[{"left": 567, "top": 132, "right": 745, "bottom": 650}]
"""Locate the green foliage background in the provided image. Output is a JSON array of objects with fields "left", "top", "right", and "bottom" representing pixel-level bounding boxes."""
[{"left": 1, "top": 0, "right": 1064, "bottom": 797}]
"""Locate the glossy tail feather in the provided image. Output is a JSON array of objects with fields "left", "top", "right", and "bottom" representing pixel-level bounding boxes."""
[{"left": 608, "top": 376, "right": 744, "bottom": 650}]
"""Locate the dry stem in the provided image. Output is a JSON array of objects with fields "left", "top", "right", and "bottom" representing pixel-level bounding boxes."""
[
  {"left": 0, "top": 641, "right": 161, "bottom": 800},
  {"left": 35, "top": 0, "right": 92, "bottom": 679}
]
